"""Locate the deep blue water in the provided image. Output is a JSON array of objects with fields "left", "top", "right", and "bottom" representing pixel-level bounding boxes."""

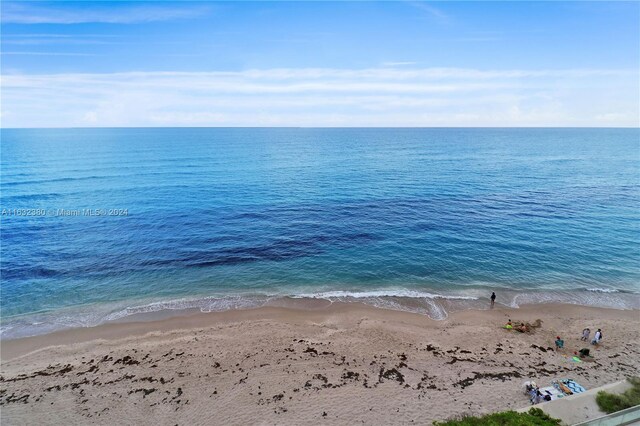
[{"left": 1, "top": 128, "right": 639, "bottom": 337}]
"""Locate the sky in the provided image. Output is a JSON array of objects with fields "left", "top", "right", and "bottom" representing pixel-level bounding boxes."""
[{"left": 1, "top": 1, "right": 639, "bottom": 128}]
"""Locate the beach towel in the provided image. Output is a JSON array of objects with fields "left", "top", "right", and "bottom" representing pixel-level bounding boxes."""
[
  {"left": 563, "top": 379, "right": 586, "bottom": 394},
  {"left": 553, "top": 381, "right": 573, "bottom": 395}
]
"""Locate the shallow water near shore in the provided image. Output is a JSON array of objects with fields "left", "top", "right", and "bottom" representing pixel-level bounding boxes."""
[{"left": 1, "top": 128, "right": 639, "bottom": 339}]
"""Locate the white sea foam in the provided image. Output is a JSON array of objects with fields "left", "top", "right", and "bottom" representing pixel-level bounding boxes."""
[
  {"left": 0, "top": 295, "right": 271, "bottom": 340},
  {"left": 0, "top": 325, "right": 14, "bottom": 335},
  {"left": 2, "top": 288, "right": 638, "bottom": 340},
  {"left": 348, "top": 296, "right": 449, "bottom": 320},
  {"left": 104, "top": 295, "right": 267, "bottom": 322},
  {"left": 586, "top": 288, "right": 620, "bottom": 293},
  {"left": 291, "top": 289, "right": 478, "bottom": 300},
  {"left": 424, "top": 298, "right": 448, "bottom": 320},
  {"left": 0, "top": 289, "right": 474, "bottom": 338},
  {"left": 288, "top": 288, "right": 480, "bottom": 320},
  {"left": 99, "top": 289, "right": 473, "bottom": 324},
  {"left": 508, "top": 289, "right": 639, "bottom": 310}
]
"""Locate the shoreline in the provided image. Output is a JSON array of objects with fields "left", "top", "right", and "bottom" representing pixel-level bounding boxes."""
[
  {"left": 2, "top": 287, "right": 638, "bottom": 343},
  {"left": 2, "top": 302, "right": 638, "bottom": 424},
  {"left": 2, "top": 302, "right": 638, "bottom": 361}
]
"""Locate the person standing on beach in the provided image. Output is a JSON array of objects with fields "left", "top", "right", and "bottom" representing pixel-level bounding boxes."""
[
  {"left": 490, "top": 292, "right": 496, "bottom": 308},
  {"left": 555, "top": 336, "right": 564, "bottom": 351},
  {"left": 581, "top": 328, "right": 590, "bottom": 341},
  {"left": 592, "top": 329, "right": 603, "bottom": 345}
]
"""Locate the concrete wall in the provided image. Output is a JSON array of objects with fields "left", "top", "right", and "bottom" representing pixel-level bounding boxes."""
[{"left": 517, "top": 380, "right": 633, "bottom": 425}]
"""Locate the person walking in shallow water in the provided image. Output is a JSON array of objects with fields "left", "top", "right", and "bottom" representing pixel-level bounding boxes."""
[{"left": 490, "top": 292, "right": 496, "bottom": 308}]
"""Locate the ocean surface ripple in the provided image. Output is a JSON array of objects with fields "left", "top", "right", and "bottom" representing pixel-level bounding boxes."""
[{"left": 1, "top": 128, "right": 639, "bottom": 339}]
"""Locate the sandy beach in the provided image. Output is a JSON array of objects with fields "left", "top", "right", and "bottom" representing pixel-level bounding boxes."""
[{"left": 1, "top": 303, "right": 638, "bottom": 425}]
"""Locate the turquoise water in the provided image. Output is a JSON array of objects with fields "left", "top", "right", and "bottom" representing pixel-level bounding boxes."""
[{"left": 1, "top": 128, "right": 639, "bottom": 338}]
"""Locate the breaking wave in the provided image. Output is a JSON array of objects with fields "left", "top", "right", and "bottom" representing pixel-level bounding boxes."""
[{"left": 2, "top": 286, "right": 638, "bottom": 341}]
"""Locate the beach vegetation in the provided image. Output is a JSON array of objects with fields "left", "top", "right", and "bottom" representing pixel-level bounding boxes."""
[
  {"left": 596, "top": 376, "right": 640, "bottom": 414},
  {"left": 433, "top": 407, "right": 561, "bottom": 425}
]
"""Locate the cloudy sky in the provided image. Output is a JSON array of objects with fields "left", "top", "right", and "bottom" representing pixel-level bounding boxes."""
[{"left": 1, "top": 1, "right": 639, "bottom": 127}]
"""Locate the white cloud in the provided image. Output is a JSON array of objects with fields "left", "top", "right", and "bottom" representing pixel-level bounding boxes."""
[
  {"left": 2, "top": 38, "right": 115, "bottom": 45},
  {"left": 595, "top": 112, "right": 637, "bottom": 122},
  {"left": 406, "top": 1, "right": 450, "bottom": 24},
  {"left": 1, "top": 3, "right": 211, "bottom": 24},
  {"left": 381, "top": 62, "right": 418, "bottom": 67},
  {"left": 1, "top": 51, "right": 98, "bottom": 56},
  {"left": 1, "top": 67, "right": 638, "bottom": 127},
  {"left": 2, "top": 33, "right": 121, "bottom": 38}
]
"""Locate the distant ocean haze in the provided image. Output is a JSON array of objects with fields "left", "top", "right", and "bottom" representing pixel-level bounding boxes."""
[{"left": 1, "top": 127, "right": 639, "bottom": 339}]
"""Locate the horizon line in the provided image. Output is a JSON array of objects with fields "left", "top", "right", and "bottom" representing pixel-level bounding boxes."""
[{"left": 2, "top": 126, "right": 639, "bottom": 130}]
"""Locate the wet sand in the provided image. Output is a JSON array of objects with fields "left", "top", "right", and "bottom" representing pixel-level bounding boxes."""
[{"left": 1, "top": 303, "right": 639, "bottom": 425}]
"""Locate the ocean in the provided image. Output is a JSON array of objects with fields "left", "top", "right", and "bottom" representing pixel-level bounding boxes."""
[{"left": 1, "top": 128, "right": 639, "bottom": 339}]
